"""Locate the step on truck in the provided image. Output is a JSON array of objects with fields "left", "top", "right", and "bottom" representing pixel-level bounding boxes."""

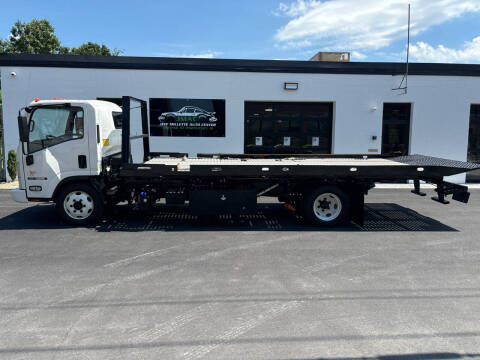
[{"left": 11, "top": 96, "right": 480, "bottom": 227}]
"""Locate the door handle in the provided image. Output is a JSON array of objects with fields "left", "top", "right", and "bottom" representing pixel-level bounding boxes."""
[
  {"left": 26, "top": 155, "right": 34, "bottom": 166},
  {"left": 78, "top": 155, "right": 87, "bottom": 169}
]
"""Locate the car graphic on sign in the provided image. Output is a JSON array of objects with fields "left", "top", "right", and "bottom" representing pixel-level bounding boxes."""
[{"left": 159, "top": 106, "right": 217, "bottom": 122}]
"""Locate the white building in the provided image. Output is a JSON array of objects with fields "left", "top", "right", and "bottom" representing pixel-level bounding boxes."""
[{"left": 1, "top": 54, "right": 479, "bottom": 182}]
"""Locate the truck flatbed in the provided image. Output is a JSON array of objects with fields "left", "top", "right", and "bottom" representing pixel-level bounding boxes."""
[
  {"left": 120, "top": 154, "right": 478, "bottom": 181},
  {"left": 145, "top": 157, "right": 404, "bottom": 167}
]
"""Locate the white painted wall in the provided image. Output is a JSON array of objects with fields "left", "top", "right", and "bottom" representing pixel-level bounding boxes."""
[{"left": 1, "top": 66, "right": 479, "bottom": 182}]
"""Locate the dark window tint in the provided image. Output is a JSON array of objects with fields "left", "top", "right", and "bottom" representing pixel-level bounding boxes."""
[
  {"left": 149, "top": 98, "right": 225, "bottom": 137},
  {"left": 381, "top": 103, "right": 411, "bottom": 156},
  {"left": 245, "top": 102, "right": 333, "bottom": 154},
  {"left": 112, "top": 111, "right": 122, "bottom": 129},
  {"left": 467, "top": 104, "right": 480, "bottom": 182}
]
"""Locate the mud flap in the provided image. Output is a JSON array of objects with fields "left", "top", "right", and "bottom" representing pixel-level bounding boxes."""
[{"left": 349, "top": 189, "right": 365, "bottom": 227}]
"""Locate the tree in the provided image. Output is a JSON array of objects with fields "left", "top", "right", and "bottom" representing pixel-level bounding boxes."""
[
  {"left": 0, "top": 88, "right": 3, "bottom": 147},
  {"left": 0, "top": 19, "right": 121, "bottom": 56},
  {"left": 0, "top": 19, "right": 60, "bottom": 54},
  {"left": 68, "top": 42, "right": 121, "bottom": 56},
  {"left": 7, "top": 150, "right": 16, "bottom": 181},
  {"left": 0, "top": 88, "right": 3, "bottom": 138}
]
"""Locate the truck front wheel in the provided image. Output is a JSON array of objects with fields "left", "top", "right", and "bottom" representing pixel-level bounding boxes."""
[
  {"left": 56, "top": 183, "right": 104, "bottom": 226},
  {"left": 302, "top": 185, "right": 350, "bottom": 227}
]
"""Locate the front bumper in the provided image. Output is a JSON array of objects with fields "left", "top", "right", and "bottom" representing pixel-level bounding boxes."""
[{"left": 10, "top": 188, "right": 28, "bottom": 203}]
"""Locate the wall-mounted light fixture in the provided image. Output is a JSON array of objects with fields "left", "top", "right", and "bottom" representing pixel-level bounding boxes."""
[
  {"left": 370, "top": 105, "right": 377, "bottom": 112},
  {"left": 284, "top": 82, "right": 298, "bottom": 90}
]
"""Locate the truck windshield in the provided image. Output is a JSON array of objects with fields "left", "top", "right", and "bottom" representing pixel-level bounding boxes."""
[{"left": 28, "top": 107, "right": 84, "bottom": 153}]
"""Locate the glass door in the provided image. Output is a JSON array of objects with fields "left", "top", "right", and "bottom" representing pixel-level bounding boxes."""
[
  {"left": 467, "top": 105, "right": 480, "bottom": 183},
  {"left": 381, "top": 103, "right": 411, "bottom": 156}
]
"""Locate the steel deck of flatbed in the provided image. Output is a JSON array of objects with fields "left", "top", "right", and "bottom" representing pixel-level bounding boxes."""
[
  {"left": 118, "top": 154, "right": 480, "bottom": 180},
  {"left": 145, "top": 157, "right": 406, "bottom": 168}
]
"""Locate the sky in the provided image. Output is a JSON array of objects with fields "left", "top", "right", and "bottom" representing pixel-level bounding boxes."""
[{"left": 1, "top": 0, "right": 480, "bottom": 63}]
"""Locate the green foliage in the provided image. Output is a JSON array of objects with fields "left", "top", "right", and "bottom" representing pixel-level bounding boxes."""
[
  {"left": 0, "top": 88, "right": 3, "bottom": 145},
  {"left": 1, "top": 19, "right": 60, "bottom": 54},
  {"left": 58, "top": 46, "right": 71, "bottom": 55},
  {"left": 0, "top": 19, "right": 120, "bottom": 56},
  {"left": 0, "top": 39, "right": 6, "bottom": 53},
  {"left": 7, "top": 150, "right": 16, "bottom": 181},
  {"left": 68, "top": 42, "right": 121, "bottom": 56}
]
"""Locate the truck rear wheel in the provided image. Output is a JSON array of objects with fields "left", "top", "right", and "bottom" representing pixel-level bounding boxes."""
[
  {"left": 302, "top": 185, "right": 349, "bottom": 227},
  {"left": 56, "top": 183, "right": 104, "bottom": 226}
]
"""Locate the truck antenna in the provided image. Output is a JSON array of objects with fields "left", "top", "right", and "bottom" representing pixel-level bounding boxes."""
[{"left": 392, "top": 3, "right": 410, "bottom": 94}]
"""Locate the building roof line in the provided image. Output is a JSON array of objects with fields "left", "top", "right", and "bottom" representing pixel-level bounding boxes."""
[{"left": 1, "top": 54, "right": 480, "bottom": 77}]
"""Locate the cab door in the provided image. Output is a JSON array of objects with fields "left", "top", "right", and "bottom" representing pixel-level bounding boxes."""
[{"left": 23, "top": 105, "right": 91, "bottom": 199}]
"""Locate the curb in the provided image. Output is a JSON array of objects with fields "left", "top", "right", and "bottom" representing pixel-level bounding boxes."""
[{"left": 0, "top": 181, "right": 19, "bottom": 190}]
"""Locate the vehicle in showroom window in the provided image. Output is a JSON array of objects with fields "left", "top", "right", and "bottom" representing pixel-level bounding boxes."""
[{"left": 158, "top": 106, "right": 217, "bottom": 123}]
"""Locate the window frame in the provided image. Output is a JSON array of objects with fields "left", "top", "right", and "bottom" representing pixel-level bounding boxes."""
[
  {"left": 381, "top": 102, "right": 412, "bottom": 156},
  {"left": 244, "top": 101, "right": 334, "bottom": 154},
  {"left": 27, "top": 105, "right": 85, "bottom": 154}
]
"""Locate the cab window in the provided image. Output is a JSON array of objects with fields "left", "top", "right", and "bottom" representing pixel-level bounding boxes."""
[
  {"left": 112, "top": 111, "right": 122, "bottom": 129},
  {"left": 28, "top": 106, "right": 84, "bottom": 153}
]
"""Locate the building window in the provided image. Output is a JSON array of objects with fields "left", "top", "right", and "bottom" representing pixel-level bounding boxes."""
[
  {"left": 467, "top": 104, "right": 480, "bottom": 183},
  {"left": 149, "top": 98, "right": 226, "bottom": 137},
  {"left": 381, "top": 103, "right": 411, "bottom": 156},
  {"left": 244, "top": 102, "right": 333, "bottom": 154}
]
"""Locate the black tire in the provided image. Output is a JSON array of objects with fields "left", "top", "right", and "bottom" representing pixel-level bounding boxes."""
[
  {"left": 302, "top": 185, "right": 350, "bottom": 227},
  {"left": 55, "top": 183, "right": 104, "bottom": 226}
]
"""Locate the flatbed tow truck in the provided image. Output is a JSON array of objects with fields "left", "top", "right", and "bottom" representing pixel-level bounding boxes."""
[{"left": 11, "top": 97, "right": 480, "bottom": 227}]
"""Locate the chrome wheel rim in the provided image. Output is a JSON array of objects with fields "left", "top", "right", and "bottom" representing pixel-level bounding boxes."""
[
  {"left": 63, "top": 191, "right": 94, "bottom": 220},
  {"left": 313, "top": 193, "right": 342, "bottom": 221}
]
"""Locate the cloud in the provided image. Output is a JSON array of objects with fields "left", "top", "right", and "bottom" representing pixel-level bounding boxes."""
[
  {"left": 182, "top": 51, "right": 223, "bottom": 59},
  {"left": 351, "top": 51, "right": 367, "bottom": 60},
  {"left": 154, "top": 51, "right": 223, "bottom": 58},
  {"left": 274, "top": 0, "right": 480, "bottom": 50},
  {"left": 275, "top": 39, "right": 313, "bottom": 49},
  {"left": 409, "top": 36, "right": 480, "bottom": 63},
  {"left": 273, "top": 0, "right": 318, "bottom": 17}
]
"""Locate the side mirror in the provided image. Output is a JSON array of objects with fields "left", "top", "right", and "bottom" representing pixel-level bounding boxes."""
[{"left": 17, "top": 115, "right": 29, "bottom": 142}]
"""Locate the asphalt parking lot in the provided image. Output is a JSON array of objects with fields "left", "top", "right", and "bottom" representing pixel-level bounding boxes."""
[{"left": 0, "top": 189, "right": 479, "bottom": 360}]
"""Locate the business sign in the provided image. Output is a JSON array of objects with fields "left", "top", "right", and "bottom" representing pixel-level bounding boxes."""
[{"left": 149, "top": 98, "right": 225, "bottom": 137}]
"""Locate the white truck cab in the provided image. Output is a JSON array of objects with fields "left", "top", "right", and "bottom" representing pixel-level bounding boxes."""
[{"left": 12, "top": 99, "right": 122, "bottom": 223}]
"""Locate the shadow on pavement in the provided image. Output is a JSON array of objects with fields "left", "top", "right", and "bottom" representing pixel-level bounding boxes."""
[
  {"left": 0, "top": 203, "right": 457, "bottom": 232},
  {"left": 287, "top": 353, "right": 480, "bottom": 360}
]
